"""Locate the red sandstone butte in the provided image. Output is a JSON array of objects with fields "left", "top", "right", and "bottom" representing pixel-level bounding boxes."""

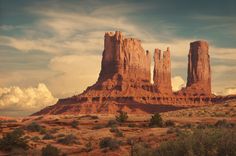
[
  {"left": 153, "top": 47, "right": 172, "bottom": 94},
  {"left": 32, "top": 31, "right": 236, "bottom": 116},
  {"left": 180, "top": 41, "right": 211, "bottom": 96},
  {"left": 93, "top": 31, "right": 151, "bottom": 91}
]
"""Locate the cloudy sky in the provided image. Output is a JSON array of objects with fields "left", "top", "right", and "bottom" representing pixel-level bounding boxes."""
[{"left": 0, "top": 0, "right": 236, "bottom": 116}]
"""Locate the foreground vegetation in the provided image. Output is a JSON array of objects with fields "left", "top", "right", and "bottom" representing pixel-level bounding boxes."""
[{"left": 0, "top": 103, "right": 235, "bottom": 156}]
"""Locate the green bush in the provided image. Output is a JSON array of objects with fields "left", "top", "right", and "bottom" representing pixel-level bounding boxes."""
[
  {"left": 0, "top": 128, "right": 29, "bottom": 151},
  {"left": 215, "top": 119, "right": 234, "bottom": 128},
  {"left": 131, "top": 142, "right": 153, "bottom": 156},
  {"left": 149, "top": 113, "right": 163, "bottom": 127},
  {"left": 71, "top": 120, "right": 79, "bottom": 128},
  {"left": 43, "top": 133, "right": 54, "bottom": 140},
  {"left": 57, "top": 133, "right": 65, "bottom": 138},
  {"left": 85, "top": 141, "right": 93, "bottom": 152},
  {"left": 92, "top": 125, "right": 104, "bottom": 130},
  {"left": 155, "top": 128, "right": 236, "bottom": 156},
  {"left": 31, "top": 136, "right": 40, "bottom": 141},
  {"left": 110, "top": 126, "right": 124, "bottom": 137},
  {"left": 26, "top": 122, "right": 45, "bottom": 133},
  {"left": 164, "top": 120, "right": 175, "bottom": 127},
  {"left": 57, "top": 134, "right": 78, "bottom": 145},
  {"left": 128, "top": 123, "right": 137, "bottom": 127},
  {"left": 107, "top": 120, "right": 118, "bottom": 127},
  {"left": 42, "top": 144, "right": 60, "bottom": 156},
  {"left": 116, "top": 111, "right": 128, "bottom": 123},
  {"left": 99, "top": 137, "right": 120, "bottom": 150}
]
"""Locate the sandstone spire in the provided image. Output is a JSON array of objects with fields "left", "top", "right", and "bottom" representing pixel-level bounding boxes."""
[
  {"left": 153, "top": 47, "right": 172, "bottom": 94},
  {"left": 96, "top": 31, "right": 151, "bottom": 90},
  {"left": 186, "top": 41, "right": 211, "bottom": 95}
]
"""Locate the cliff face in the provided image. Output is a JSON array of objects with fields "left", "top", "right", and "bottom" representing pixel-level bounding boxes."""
[
  {"left": 153, "top": 48, "right": 172, "bottom": 94},
  {"left": 185, "top": 41, "right": 211, "bottom": 95},
  {"left": 33, "top": 31, "right": 221, "bottom": 116},
  {"left": 95, "top": 31, "right": 151, "bottom": 91}
]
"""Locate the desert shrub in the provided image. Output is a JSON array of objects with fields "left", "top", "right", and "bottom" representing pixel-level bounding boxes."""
[
  {"left": 99, "top": 137, "right": 120, "bottom": 150},
  {"left": 149, "top": 113, "right": 163, "bottom": 127},
  {"left": 23, "top": 135, "right": 31, "bottom": 140},
  {"left": 166, "top": 128, "right": 175, "bottom": 134},
  {"left": 128, "top": 123, "right": 137, "bottom": 127},
  {"left": 42, "top": 144, "right": 60, "bottom": 156},
  {"left": 109, "top": 125, "right": 117, "bottom": 132},
  {"left": 26, "top": 122, "right": 45, "bottom": 133},
  {"left": 107, "top": 120, "right": 118, "bottom": 127},
  {"left": 31, "top": 136, "right": 40, "bottom": 141},
  {"left": 85, "top": 141, "right": 93, "bottom": 152},
  {"left": 214, "top": 119, "right": 234, "bottom": 128},
  {"left": 57, "top": 133, "right": 65, "bottom": 138},
  {"left": 10, "top": 148, "right": 28, "bottom": 156},
  {"left": 164, "top": 120, "right": 175, "bottom": 127},
  {"left": 43, "top": 133, "right": 54, "bottom": 140},
  {"left": 0, "top": 128, "right": 29, "bottom": 151},
  {"left": 131, "top": 142, "right": 153, "bottom": 156},
  {"left": 181, "top": 123, "right": 193, "bottom": 129},
  {"left": 115, "top": 129, "right": 124, "bottom": 137},
  {"left": 116, "top": 111, "right": 128, "bottom": 123},
  {"left": 110, "top": 126, "right": 124, "bottom": 137},
  {"left": 197, "top": 123, "right": 213, "bottom": 129},
  {"left": 71, "top": 120, "right": 79, "bottom": 128},
  {"left": 154, "top": 128, "right": 236, "bottom": 156},
  {"left": 57, "top": 134, "right": 78, "bottom": 145},
  {"left": 92, "top": 125, "right": 104, "bottom": 130},
  {"left": 166, "top": 127, "right": 183, "bottom": 135},
  {"left": 49, "top": 128, "right": 60, "bottom": 133}
]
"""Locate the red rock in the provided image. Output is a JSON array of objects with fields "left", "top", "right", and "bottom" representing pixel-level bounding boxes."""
[
  {"left": 33, "top": 32, "right": 232, "bottom": 116},
  {"left": 153, "top": 47, "right": 172, "bottom": 94},
  {"left": 183, "top": 41, "right": 211, "bottom": 95},
  {"left": 94, "top": 31, "right": 151, "bottom": 91}
]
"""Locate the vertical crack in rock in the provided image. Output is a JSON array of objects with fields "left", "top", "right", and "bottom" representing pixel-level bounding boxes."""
[
  {"left": 33, "top": 31, "right": 234, "bottom": 116},
  {"left": 184, "top": 41, "right": 211, "bottom": 95},
  {"left": 153, "top": 47, "right": 172, "bottom": 94}
]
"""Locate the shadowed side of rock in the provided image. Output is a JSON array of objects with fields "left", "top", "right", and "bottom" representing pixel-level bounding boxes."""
[
  {"left": 153, "top": 47, "right": 172, "bottom": 94},
  {"left": 180, "top": 41, "right": 211, "bottom": 96},
  {"left": 32, "top": 31, "right": 236, "bottom": 116},
  {"left": 88, "top": 31, "right": 152, "bottom": 92}
]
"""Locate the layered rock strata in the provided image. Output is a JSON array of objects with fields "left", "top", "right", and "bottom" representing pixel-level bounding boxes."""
[
  {"left": 32, "top": 31, "right": 233, "bottom": 116},
  {"left": 92, "top": 31, "right": 151, "bottom": 92},
  {"left": 153, "top": 48, "right": 172, "bottom": 94},
  {"left": 181, "top": 41, "right": 211, "bottom": 95}
]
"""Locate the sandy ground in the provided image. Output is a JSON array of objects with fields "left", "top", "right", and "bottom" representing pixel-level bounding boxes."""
[{"left": 0, "top": 100, "right": 235, "bottom": 156}]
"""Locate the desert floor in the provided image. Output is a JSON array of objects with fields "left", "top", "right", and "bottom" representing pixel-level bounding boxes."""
[{"left": 0, "top": 99, "right": 236, "bottom": 156}]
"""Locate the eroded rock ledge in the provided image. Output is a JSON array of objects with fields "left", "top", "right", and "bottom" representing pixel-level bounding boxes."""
[{"left": 33, "top": 31, "right": 236, "bottom": 115}]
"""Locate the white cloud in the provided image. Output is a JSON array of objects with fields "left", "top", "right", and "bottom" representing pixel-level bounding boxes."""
[
  {"left": 224, "top": 87, "right": 236, "bottom": 95},
  {"left": 48, "top": 55, "right": 101, "bottom": 97},
  {"left": 0, "top": 2, "right": 235, "bottom": 99},
  {"left": 0, "top": 83, "right": 57, "bottom": 116},
  {"left": 171, "top": 76, "right": 185, "bottom": 91}
]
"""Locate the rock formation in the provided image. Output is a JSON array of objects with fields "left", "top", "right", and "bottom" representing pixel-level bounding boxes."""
[
  {"left": 33, "top": 31, "right": 234, "bottom": 116},
  {"left": 94, "top": 31, "right": 151, "bottom": 91},
  {"left": 153, "top": 48, "right": 172, "bottom": 94},
  {"left": 183, "top": 41, "right": 211, "bottom": 95}
]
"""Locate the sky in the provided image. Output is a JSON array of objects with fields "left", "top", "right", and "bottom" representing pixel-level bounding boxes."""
[{"left": 0, "top": 0, "right": 236, "bottom": 116}]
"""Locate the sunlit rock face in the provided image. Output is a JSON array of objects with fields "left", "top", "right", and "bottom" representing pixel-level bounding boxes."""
[
  {"left": 184, "top": 41, "right": 211, "bottom": 95},
  {"left": 153, "top": 48, "right": 172, "bottom": 94},
  {"left": 95, "top": 31, "right": 151, "bottom": 91},
  {"left": 33, "top": 31, "right": 236, "bottom": 116}
]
